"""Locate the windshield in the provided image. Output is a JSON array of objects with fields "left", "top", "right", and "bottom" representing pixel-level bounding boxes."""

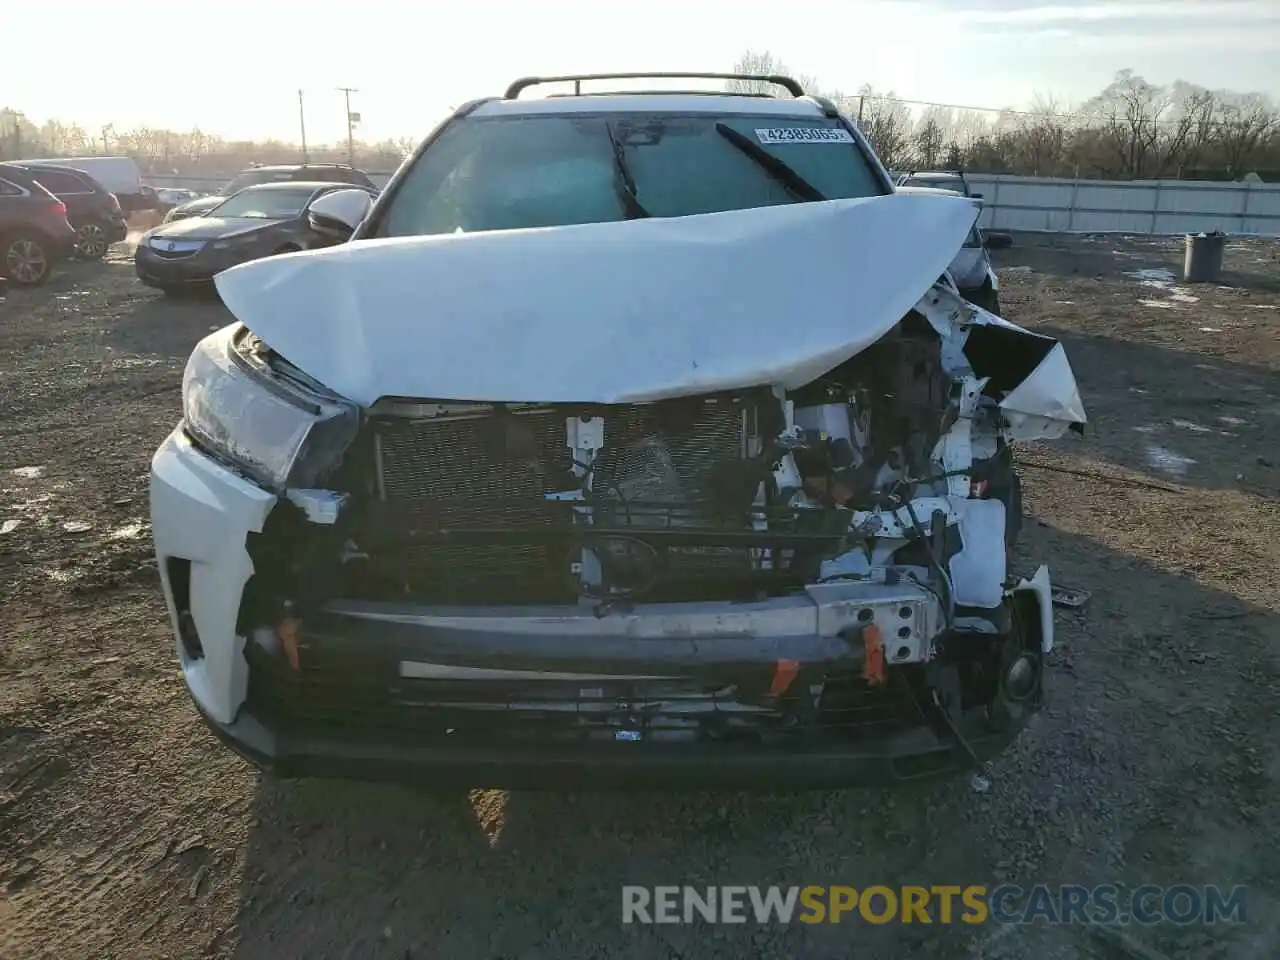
[
  {"left": 209, "top": 187, "right": 316, "bottom": 219},
  {"left": 378, "top": 113, "right": 886, "bottom": 237},
  {"left": 221, "top": 169, "right": 290, "bottom": 195},
  {"left": 904, "top": 175, "right": 964, "bottom": 192}
]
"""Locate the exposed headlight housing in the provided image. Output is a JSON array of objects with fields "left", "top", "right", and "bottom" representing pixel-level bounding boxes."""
[{"left": 182, "top": 325, "right": 359, "bottom": 489}]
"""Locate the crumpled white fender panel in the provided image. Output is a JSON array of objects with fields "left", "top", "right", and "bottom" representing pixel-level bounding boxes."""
[
  {"left": 151, "top": 429, "right": 276, "bottom": 724},
  {"left": 913, "top": 287, "right": 1087, "bottom": 437},
  {"left": 214, "top": 194, "right": 978, "bottom": 405}
]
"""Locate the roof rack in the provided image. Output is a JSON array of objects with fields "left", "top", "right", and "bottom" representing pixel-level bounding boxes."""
[
  {"left": 546, "top": 89, "right": 786, "bottom": 99},
  {"left": 504, "top": 72, "right": 806, "bottom": 100}
]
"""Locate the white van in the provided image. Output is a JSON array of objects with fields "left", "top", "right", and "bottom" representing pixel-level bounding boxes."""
[{"left": 24, "top": 156, "right": 154, "bottom": 212}]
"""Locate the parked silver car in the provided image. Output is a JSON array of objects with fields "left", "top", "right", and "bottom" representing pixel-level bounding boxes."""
[{"left": 896, "top": 184, "right": 1005, "bottom": 314}]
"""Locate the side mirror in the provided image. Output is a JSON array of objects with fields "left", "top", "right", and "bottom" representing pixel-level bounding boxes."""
[
  {"left": 983, "top": 232, "right": 1013, "bottom": 250},
  {"left": 308, "top": 188, "right": 373, "bottom": 240},
  {"left": 970, "top": 191, "right": 984, "bottom": 200}
]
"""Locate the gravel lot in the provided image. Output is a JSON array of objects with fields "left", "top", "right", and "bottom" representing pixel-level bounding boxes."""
[{"left": 1, "top": 234, "right": 1278, "bottom": 960}]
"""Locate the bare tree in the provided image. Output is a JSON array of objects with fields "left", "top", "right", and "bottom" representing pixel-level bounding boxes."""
[
  {"left": 850, "top": 86, "right": 912, "bottom": 169},
  {"left": 726, "top": 51, "right": 820, "bottom": 98},
  {"left": 1084, "top": 69, "right": 1171, "bottom": 178},
  {"left": 913, "top": 114, "right": 945, "bottom": 169},
  {"left": 1212, "top": 92, "right": 1277, "bottom": 175}
]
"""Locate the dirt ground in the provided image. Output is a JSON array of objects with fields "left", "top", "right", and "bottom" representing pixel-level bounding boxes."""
[{"left": 1, "top": 233, "right": 1278, "bottom": 960}]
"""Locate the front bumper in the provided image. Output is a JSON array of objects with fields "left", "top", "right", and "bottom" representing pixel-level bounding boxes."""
[
  {"left": 135, "top": 244, "right": 251, "bottom": 286},
  {"left": 194, "top": 693, "right": 1022, "bottom": 790},
  {"left": 152, "top": 429, "right": 1036, "bottom": 790}
]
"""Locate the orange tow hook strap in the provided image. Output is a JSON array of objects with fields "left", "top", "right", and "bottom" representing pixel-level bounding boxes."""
[
  {"left": 769, "top": 658, "right": 800, "bottom": 697},
  {"left": 278, "top": 618, "right": 302, "bottom": 672},
  {"left": 862, "top": 623, "right": 886, "bottom": 687}
]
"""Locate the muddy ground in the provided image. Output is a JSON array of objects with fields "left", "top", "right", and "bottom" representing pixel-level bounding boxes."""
[{"left": 1, "top": 234, "right": 1278, "bottom": 960}]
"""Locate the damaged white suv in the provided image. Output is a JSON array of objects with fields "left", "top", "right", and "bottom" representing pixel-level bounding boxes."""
[{"left": 151, "top": 72, "right": 1086, "bottom": 789}]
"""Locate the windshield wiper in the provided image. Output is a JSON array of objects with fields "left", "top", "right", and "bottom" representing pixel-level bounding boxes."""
[
  {"left": 714, "top": 122, "right": 826, "bottom": 203},
  {"left": 605, "top": 123, "right": 649, "bottom": 219}
]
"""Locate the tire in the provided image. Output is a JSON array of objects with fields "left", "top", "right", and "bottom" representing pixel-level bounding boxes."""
[
  {"left": 75, "top": 220, "right": 111, "bottom": 260},
  {"left": 2, "top": 233, "right": 52, "bottom": 286}
]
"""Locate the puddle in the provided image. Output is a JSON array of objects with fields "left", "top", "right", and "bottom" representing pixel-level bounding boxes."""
[
  {"left": 11, "top": 466, "right": 44, "bottom": 479},
  {"left": 1218, "top": 416, "right": 1247, "bottom": 426},
  {"left": 1126, "top": 268, "right": 1177, "bottom": 289},
  {"left": 1199, "top": 326, "right": 1223, "bottom": 332},
  {"left": 1132, "top": 425, "right": 1158, "bottom": 434},
  {"left": 110, "top": 357, "right": 162, "bottom": 369},
  {"left": 1139, "top": 299, "right": 1174, "bottom": 309},
  {"left": 1053, "top": 300, "right": 1075, "bottom": 305},
  {"left": 0, "top": 519, "right": 20, "bottom": 534},
  {"left": 1243, "top": 304, "right": 1277, "bottom": 310},
  {"left": 1128, "top": 387, "right": 1150, "bottom": 394},
  {"left": 61, "top": 520, "right": 93, "bottom": 533},
  {"left": 1168, "top": 291, "right": 1199, "bottom": 303},
  {"left": 1172, "top": 419, "right": 1212, "bottom": 433},
  {"left": 108, "top": 521, "right": 149, "bottom": 540},
  {"left": 1145, "top": 446, "right": 1196, "bottom": 476}
]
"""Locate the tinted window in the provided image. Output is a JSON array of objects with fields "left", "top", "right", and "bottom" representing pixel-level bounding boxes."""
[
  {"left": 25, "top": 168, "right": 90, "bottom": 194},
  {"left": 224, "top": 169, "right": 292, "bottom": 194},
  {"left": 379, "top": 113, "right": 885, "bottom": 237},
  {"left": 0, "top": 178, "right": 23, "bottom": 197},
  {"left": 209, "top": 187, "right": 316, "bottom": 219}
]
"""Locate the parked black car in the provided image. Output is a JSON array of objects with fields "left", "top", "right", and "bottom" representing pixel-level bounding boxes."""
[
  {"left": 0, "top": 163, "right": 79, "bottom": 286},
  {"left": 15, "top": 163, "right": 130, "bottom": 260},
  {"left": 163, "top": 163, "right": 378, "bottom": 223},
  {"left": 136, "top": 181, "right": 375, "bottom": 293}
]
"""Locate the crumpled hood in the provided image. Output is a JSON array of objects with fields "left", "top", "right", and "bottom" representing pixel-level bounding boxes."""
[{"left": 215, "top": 194, "right": 979, "bottom": 405}]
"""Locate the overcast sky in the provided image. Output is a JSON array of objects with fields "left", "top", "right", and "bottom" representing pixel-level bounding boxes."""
[{"left": 5, "top": 0, "right": 1278, "bottom": 143}]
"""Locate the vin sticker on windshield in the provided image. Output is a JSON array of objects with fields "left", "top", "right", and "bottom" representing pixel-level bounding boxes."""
[{"left": 755, "top": 127, "right": 854, "bottom": 144}]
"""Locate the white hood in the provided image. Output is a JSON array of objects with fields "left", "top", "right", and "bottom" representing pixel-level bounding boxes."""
[{"left": 214, "top": 194, "right": 978, "bottom": 405}]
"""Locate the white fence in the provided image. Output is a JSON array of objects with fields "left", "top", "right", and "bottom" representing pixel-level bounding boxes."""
[
  {"left": 145, "top": 171, "right": 1280, "bottom": 237},
  {"left": 966, "top": 174, "right": 1280, "bottom": 236}
]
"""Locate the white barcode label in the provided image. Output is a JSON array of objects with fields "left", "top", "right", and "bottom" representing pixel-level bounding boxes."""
[{"left": 754, "top": 127, "right": 854, "bottom": 145}]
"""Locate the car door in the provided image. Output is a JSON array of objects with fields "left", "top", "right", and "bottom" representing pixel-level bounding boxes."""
[{"left": 22, "top": 167, "right": 94, "bottom": 226}]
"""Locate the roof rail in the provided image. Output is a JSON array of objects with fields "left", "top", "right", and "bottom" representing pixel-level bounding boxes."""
[
  {"left": 504, "top": 72, "right": 806, "bottom": 100},
  {"left": 546, "top": 89, "right": 786, "bottom": 99}
]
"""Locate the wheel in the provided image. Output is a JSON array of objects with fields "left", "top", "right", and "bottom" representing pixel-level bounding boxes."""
[
  {"left": 75, "top": 221, "right": 111, "bottom": 260},
  {"left": 2, "top": 234, "right": 52, "bottom": 286}
]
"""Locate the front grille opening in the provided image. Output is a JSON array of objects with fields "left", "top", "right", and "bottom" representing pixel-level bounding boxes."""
[{"left": 346, "top": 397, "right": 839, "bottom": 606}]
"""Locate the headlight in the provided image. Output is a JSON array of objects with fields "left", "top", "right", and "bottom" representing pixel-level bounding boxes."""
[
  {"left": 211, "top": 234, "right": 257, "bottom": 250},
  {"left": 182, "top": 326, "right": 359, "bottom": 488}
]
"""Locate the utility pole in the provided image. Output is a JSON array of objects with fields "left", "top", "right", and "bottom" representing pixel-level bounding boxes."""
[
  {"left": 336, "top": 87, "right": 359, "bottom": 165},
  {"left": 298, "top": 89, "right": 309, "bottom": 162}
]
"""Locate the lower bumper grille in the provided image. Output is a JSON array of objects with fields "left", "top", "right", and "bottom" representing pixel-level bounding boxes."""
[{"left": 244, "top": 641, "right": 926, "bottom": 748}]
